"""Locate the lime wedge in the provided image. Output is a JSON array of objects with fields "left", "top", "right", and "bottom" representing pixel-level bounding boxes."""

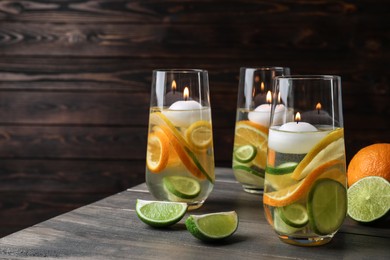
[
  {"left": 136, "top": 199, "right": 187, "bottom": 227},
  {"left": 278, "top": 203, "right": 309, "bottom": 228},
  {"left": 234, "top": 145, "right": 257, "bottom": 163},
  {"left": 185, "top": 211, "right": 238, "bottom": 242},
  {"left": 307, "top": 178, "right": 347, "bottom": 235},
  {"left": 163, "top": 176, "right": 201, "bottom": 200},
  {"left": 266, "top": 162, "right": 298, "bottom": 175},
  {"left": 347, "top": 176, "right": 390, "bottom": 222}
]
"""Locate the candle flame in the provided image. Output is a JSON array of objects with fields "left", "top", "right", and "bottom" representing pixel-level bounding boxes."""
[
  {"left": 316, "top": 102, "right": 322, "bottom": 110},
  {"left": 183, "top": 87, "right": 189, "bottom": 101},
  {"left": 266, "top": 91, "right": 272, "bottom": 104},
  {"left": 261, "top": 82, "right": 265, "bottom": 92},
  {"left": 277, "top": 92, "right": 281, "bottom": 104},
  {"left": 295, "top": 112, "right": 301, "bottom": 123},
  {"left": 171, "top": 80, "right": 177, "bottom": 91}
]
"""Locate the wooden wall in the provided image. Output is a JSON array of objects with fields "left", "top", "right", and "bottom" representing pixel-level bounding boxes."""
[{"left": 0, "top": 0, "right": 388, "bottom": 237}]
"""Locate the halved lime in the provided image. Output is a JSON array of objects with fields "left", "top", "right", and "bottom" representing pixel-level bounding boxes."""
[
  {"left": 163, "top": 176, "right": 201, "bottom": 199},
  {"left": 347, "top": 176, "right": 390, "bottom": 222},
  {"left": 185, "top": 211, "right": 238, "bottom": 242},
  {"left": 278, "top": 203, "right": 309, "bottom": 228},
  {"left": 136, "top": 199, "right": 187, "bottom": 227},
  {"left": 234, "top": 145, "right": 257, "bottom": 163},
  {"left": 307, "top": 178, "right": 347, "bottom": 235},
  {"left": 266, "top": 162, "right": 299, "bottom": 175}
]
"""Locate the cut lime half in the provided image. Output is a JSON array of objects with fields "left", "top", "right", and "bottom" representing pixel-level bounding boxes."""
[
  {"left": 347, "top": 176, "right": 390, "bottom": 222},
  {"left": 163, "top": 176, "right": 201, "bottom": 200},
  {"left": 307, "top": 178, "right": 347, "bottom": 235},
  {"left": 185, "top": 211, "right": 238, "bottom": 242},
  {"left": 136, "top": 199, "right": 187, "bottom": 227}
]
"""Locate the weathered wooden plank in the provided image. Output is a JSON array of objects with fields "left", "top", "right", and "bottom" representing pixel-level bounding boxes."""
[
  {"left": 0, "top": 126, "right": 147, "bottom": 159},
  {"left": 0, "top": 0, "right": 388, "bottom": 24},
  {"left": 0, "top": 22, "right": 387, "bottom": 58},
  {"left": 0, "top": 159, "right": 146, "bottom": 237}
]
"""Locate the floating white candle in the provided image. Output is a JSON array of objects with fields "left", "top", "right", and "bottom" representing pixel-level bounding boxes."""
[
  {"left": 163, "top": 87, "right": 206, "bottom": 128},
  {"left": 268, "top": 112, "right": 328, "bottom": 154},
  {"left": 248, "top": 91, "right": 285, "bottom": 127}
]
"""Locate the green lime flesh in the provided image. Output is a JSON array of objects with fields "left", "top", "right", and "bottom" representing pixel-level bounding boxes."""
[
  {"left": 234, "top": 145, "right": 257, "bottom": 163},
  {"left": 136, "top": 199, "right": 187, "bottom": 227},
  {"left": 347, "top": 176, "right": 390, "bottom": 222},
  {"left": 278, "top": 203, "right": 309, "bottom": 228},
  {"left": 307, "top": 178, "right": 347, "bottom": 235},
  {"left": 163, "top": 176, "right": 201, "bottom": 199},
  {"left": 185, "top": 211, "right": 238, "bottom": 242},
  {"left": 266, "top": 162, "right": 298, "bottom": 175}
]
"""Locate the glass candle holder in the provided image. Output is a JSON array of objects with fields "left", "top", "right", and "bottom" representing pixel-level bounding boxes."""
[
  {"left": 263, "top": 75, "right": 347, "bottom": 246},
  {"left": 232, "top": 67, "right": 290, "bottom": 194},
  {"left": 146, "top": 69, "right": 215, "bottom": 210}
]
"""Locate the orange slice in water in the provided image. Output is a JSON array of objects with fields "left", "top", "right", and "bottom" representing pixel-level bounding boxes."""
[
  {"left": 146, "top": 131, "right": 170, "bottom": 173},
  {"left": 264, "top": 159, "right": 345, "bottom": 207},
  {"left": 292, "top": 128, "right": 344, "bottom": 181},
  {"left": 234, "top": 120, "right": 268, "bottom": 169}
]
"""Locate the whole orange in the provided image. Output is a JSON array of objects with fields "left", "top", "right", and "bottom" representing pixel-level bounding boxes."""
[{"left": 347, "top": 143, "right": 390, "bottom": 187}]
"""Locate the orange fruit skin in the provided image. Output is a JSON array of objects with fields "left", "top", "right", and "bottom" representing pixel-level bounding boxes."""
[{"left": 347, "top": 143, "right": 390, "bottom": 187}]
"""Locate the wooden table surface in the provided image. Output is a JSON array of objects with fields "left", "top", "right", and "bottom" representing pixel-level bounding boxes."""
[{"left": 0, "top": 168, "right": 389, "bottom": 259}]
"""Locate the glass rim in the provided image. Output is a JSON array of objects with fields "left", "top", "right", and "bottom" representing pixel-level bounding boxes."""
[
  {"left": 240, "top": 66, "right": 290, "bottom": 71},
  {"left": 275, "top": 75, "right": 341, "bottom": 80},
  {"left": 153, "top": 69, "right": 208, "bottom": 74}
]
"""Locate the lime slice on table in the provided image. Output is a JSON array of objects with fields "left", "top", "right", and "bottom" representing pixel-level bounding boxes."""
[
  {"left": 234, "top": 144, "right": 257, "bottom": 163},
  {"left": 185, "top": 211, "right": 238, "bottom": 242},
  {"left": 307, "top": 178, "right": 347, "bottom": 235},
  {"left": 136, "top": 199, "right": 188, "bottom": 227},
  {"left": 163, "top": 176, "right": 201, "bottom": 200},
  {"left": 278, "top": 203, "right": 309, "bottom": 228},
  {"left": 347, "top": 176, "right": 390, "bottom": 222}
]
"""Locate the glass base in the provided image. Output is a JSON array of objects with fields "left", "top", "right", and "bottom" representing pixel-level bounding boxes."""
[
  {"left": 187, "top": 202, "right": 204, "bottom": 211},
  {"left": 278, "top": 234, "right": 333, "bottom": 246},
  {"left": 242, "top": 184, "right": 264, "bottom": 194}
]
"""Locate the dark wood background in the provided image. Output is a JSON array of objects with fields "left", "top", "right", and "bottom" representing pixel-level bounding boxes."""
[{"left": 0, "top": 0, "right": 388, "bottom": 237}]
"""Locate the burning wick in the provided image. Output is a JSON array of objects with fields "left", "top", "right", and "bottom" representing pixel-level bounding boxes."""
[
  {"left": 183, "top": 87, "right": 189, "bottom": 101},
  {"left": 171, "top": 80, "right": 177, "bottom": 95},
  {"left": 295, "top": 112, "right": 301, "bottom": 124},
  {"left": 316, "top": 102, "right": 322, "bottom": 115},
  {"left": 266, "top": 91, "right": 272, "bottom": 105}
]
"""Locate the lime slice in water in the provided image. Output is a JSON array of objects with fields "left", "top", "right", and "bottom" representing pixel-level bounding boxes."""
[
  {"left": 136, "top": 199, "right": 188, "bottom": 227},
  {"left": 163, "top": 176, "right": 201, "bottom": 199},
  {"left": 234, "top": 144, "right": 257, "bottom": 163},
  {"left": 266, "top": 162, "right": 299, "bottom": 175},
  {"left": 307, "top": 178, "right": 347, "bottom": 235},
  {"left": 278, "top": 203, "right": 309, "bottom": 228},
  {"left": 273, "top": 207, "right": 302, "bottom": 235},
  {"left": 347, "top": 176, "right": 390, "bottom": 222},
  {"left": 185, "top": 211, "right": 238, "bottom": 242}
]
